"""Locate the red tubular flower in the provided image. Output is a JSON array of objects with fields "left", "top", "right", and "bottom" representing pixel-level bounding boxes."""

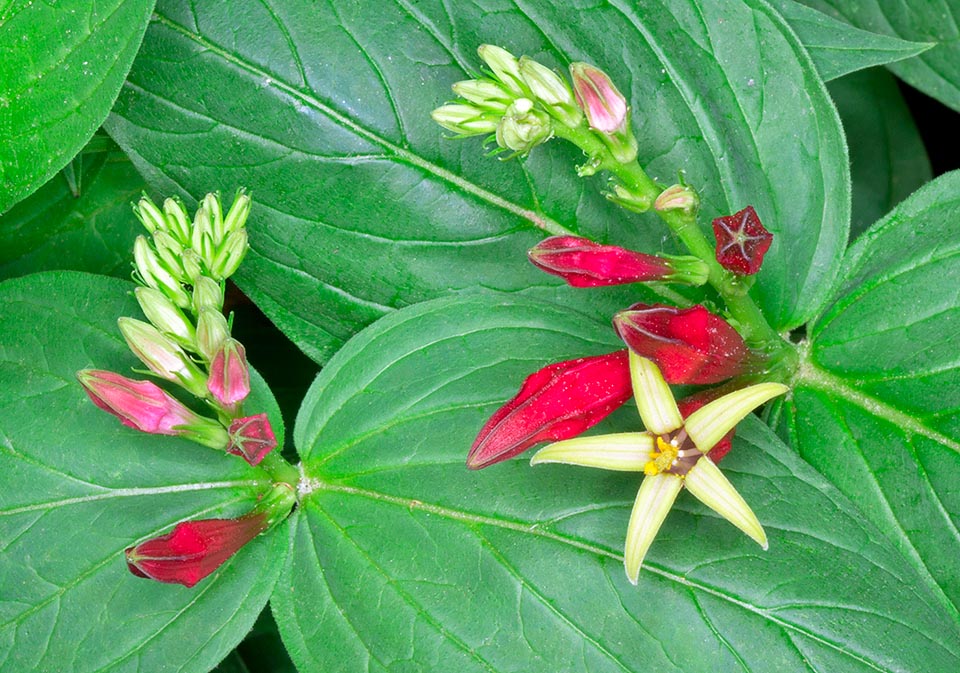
[
  {"left": 207, "top": 339, "right": 250, "bottom": 407},
  {"left": 125, "top": 514, "right": 269, "bottom": 587},
  {"left": 613, "top": 304, "right": 749, "bottom": 384},
  {"left": 712, "top": 206, "right": 773, "bottom": 275},
  {"left": 468, "top": 350, "right": 633, "bottom": 469},
  {"left": 529, "top": 236, "right": 674, "bottom": 287},
  {"left": 227, "top": 413, "right": 278, "bottom": 466},
  {"left": 676, "top": 390, "right": 735, "bottom": 462}
]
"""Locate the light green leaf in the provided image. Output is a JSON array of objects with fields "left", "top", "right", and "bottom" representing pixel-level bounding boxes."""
[
  {"left": 799, "top": 0, "right": 960, "bottom": 112},
  {"left": 273, "top": 293, "right": 959, "bottom": 673},
  {"left": 0, "top": 0, "right": 156, "bottom": 213},
  {"left": 828, "top": 68, "right": 933, "bottom": 240},
  {"left": 782, "top": 171, "right": 960, "bottom": 622},
  {"left": 0, "top": 150, "right": 146, "bottom": 281},
  {"left": 0, "top": 271, "right": 287, "bottom": 673},
  {"left": 106, "top": 0, "right": 849, "bottom": 362},
  {"left": 772, "top": 0, "right": 932, "bottom": 80}
]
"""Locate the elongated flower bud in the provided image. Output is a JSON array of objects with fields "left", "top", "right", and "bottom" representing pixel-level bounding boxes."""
[
  {"left": 518, "top": 57, "right": 582, "bottom": 128},
  {"left": 223, "top": 190, "right": 252, "bottom": 236},
  {"left": 125, "top": 484, "right": 295, "bottom": 587},
  {"left": 570, "top": 62, "right": 638, "bottom": 163},
  {"left": 227, "top": 413, "right": 278, "bottom": 466},
  {"left": 613, "top": 304, "right": 749, "bottom": 384},
  {"left": 468, "top": 350, "right": 632, "bottom": 469},
  {"left": 118, "top": 318, "right": 208, "bottom": 398},
  {"left": 196, "top": 308, "right": 230, "bottom": 361},
  {"left": 431, "top": 103, "right": 500, "bottom": 136},
  {"left": 133, "top": 236, "right": 191, "bottom": 308},
  {"left": 528, "top": 236, "right": 708, "bottom": 287},
  {"left": 192, "top": 276, "right": 224, "bottom": 313},
  {"left": 135, "top": 286, "right": 196, "bottom": 349},
  {"left": 712, "top": 206, "right": 773, "bottom": 275},
  {"left": 162, "top": 197, "right": 191, "bottom": 245},
  {"left": 78, "top": 370, "right": 225, "bottom": 447},
  {"left": 207, "top": 339, "right": 250, "bottom": 407},
  {"left": 451, "top": 79, "right": 512, "bottom": 112},
  {"left": 210, "top": 229, "right": 248, "bottom": 281},
  {"left": 477, "top": 44, "right": 527, "bottom": 96},
  {"left": 134, "top": 196, "right": 166, "bottom": 234}
]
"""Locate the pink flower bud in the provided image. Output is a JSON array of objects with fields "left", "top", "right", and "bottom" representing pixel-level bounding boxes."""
[
  {"left": 468, "top": 350, "right": 633, "bottom": 469},
  {"left": 207, "top": 339, "right": 250, "bottom": 407},
  {"left": 613, "top": 304, "right": 748, "bottom": 384},
  {"left": 78, "top": 369, "right": 203, "bottom": 435},
  {"left": 712, "top": 206, "right": 773, "bottom": 275},
  {"left": 227, "top": 413, "right": 278, "bottom": 466},
  {"left": 677, "top": 389, "right": 734, "bottom": 462},
  {"left": 570, "top": 62, "right": 627, "bottom": 133},
  {"left": 528, "top": 236, "right": 708, "bottom": 287},
  {"left": 126, "top": 514, "right": 269, "bottom": 587}
]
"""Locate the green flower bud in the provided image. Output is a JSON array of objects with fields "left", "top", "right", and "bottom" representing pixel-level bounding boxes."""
[
  {"left": 162, "top": 197, "right": 191, "bottom": 245},
  {"left": 192, "top": 276, "right": 224, "bottom": 313},
  {"left": 181, "top": 249, "right": 205, "bottom": 284},
  {"left": 153, "top": 231, "right": 187, "bottom": 283},
  {"left": 134, "top": 196, "right": 166, "bottom": 235},
  {"left": 431, "top": 103, "right": 500, "bottom": 136},
  {"left": 196, "top": 308, "right": 230, "bottom": 361},
  {"left": 451, "top": 79, "right": 512, "bottom": 112},
  {"left": 519, "top": 57, "right": 582, "bottom": 128},
  {"left": 654, "top": 184, "right": 700, "bottom": 217},
  {"left": 210, "top": 229, "right": 248, "bottom": 281},
  {"left": 135, "top": 287, "right": 197, "bottom": 349},
  {"left": 496, "top": 98, "right": 553, "bottom": 154},
  {"left": 201, "top": 193, "right": 225, "bottom": 242},
  {"left": 133, "top": 236, "right": 191, "bottom": 308},
  {"left": 223, "top": 190, "right": 251, "bottom": 236},
  {"left": 118, "top": 318, "right": 208, "bottom": 398},
  {"left": 477, "top": 44, "right": 527, "bottom": 96}
]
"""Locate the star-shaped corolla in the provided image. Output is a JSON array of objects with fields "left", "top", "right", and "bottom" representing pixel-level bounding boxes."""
[{"left": 531, "top": 351, "right": 788, "bottom": 584}]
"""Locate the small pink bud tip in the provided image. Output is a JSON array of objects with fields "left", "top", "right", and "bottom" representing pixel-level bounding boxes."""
[
  {"left": 712, "top": 206, "right": 773, "bottom": 276},
  {"left": 227, "top": 413, "right": 278, "bottom": 466},
  {"left": 570, "top": 62, "right": 628, "bottom": 133},
  {"left": 528, "top": 236, "right": 674, "bottom": 287},
  {"left": 467, "top": 350, "right": 633, "bottom": 469},
  {"left": 207, "top": 339, "right": 250, "bottom": 407},
  {"left": 78, "top": 369, "right": 201, "bottom": 435},
  {"left": 613, "top": 304, "right": 749, "bottom": 385},
  {"left": 677, "top": 390, "right": 735, "bottom": 462},
  {"left": 125, "top": 514, "right": 268, "bottom": 587}
]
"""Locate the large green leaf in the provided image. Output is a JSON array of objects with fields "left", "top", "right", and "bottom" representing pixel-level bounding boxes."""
[
  {"left": 780, "top": 171, "right": 960, "bottom": 622},
  {"left": 0, "top": 272, "right": 288, "bottom": 673},
  {"left": 0, "top": 0, "right": 156, "bottom": 213},
  {"left": 273, "top": 293, "right": 959, "bottom": 673},
  {"left": 0, "top": 150, "right": 146, "bottom": 281},
  {"left": 828, "top": 68, "right": 932, "bottom": 241},
  {"left": 106, "top": 0, "right": 849, "bottom": 362},
  {"left": 771, "top": 0, "right": 933, "bottom": 80},
  {"left": 799, "top": 0, "right": 960, "bottom": 112}
]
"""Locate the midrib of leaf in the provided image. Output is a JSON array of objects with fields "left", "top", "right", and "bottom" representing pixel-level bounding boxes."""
[
  {"left": 148, "top": 11, "right": 574, "bottom": 237},
  {"left": 299, "top": 478, "right": 925, "bottom": 671},
  {"left": 0, "top": 480, "right": 268, "bottom": 516}
]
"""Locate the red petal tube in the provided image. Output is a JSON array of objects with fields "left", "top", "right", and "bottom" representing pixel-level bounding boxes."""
[
  {"left": 528, "top": 236, "right": 674, "bottom": 287},
  {"left": 78, "top": 369, "right": 200, "bottom": 434},
  {"left": 227, "top": 413, "right": 278, "bottom": 466},
  {"left": 614, "top": 304, "right": 748, "bottom": 384},
  {"left": 677, "top": 390, "right": 735, "bottom": 462},
  {"left": 468, "top": 350, "right": 633, "bottom": 469},
  {"left": 125, "top": 514, "right": 268, "bottom": 587},
  {"left": 712, "top": 206, "right": 773, "bottom": 275}
]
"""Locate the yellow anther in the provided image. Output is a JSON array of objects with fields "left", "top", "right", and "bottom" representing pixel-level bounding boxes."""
[{"left": 644, "top": 435, "right": 679, "bottom": 476}]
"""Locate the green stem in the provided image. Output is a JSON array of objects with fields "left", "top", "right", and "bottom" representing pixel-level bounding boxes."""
[
  {"left": 552, "top": 123, "right": 785, "bottom": 351},
  {"left": 258, "top": 451, "right": 301, "bottom": 488}
]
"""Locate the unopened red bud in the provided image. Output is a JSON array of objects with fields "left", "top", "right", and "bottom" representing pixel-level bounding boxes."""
[
  {"left": 207, "top": 339, "right": 250, "bottom": 408},
  {"left": 467, "top": 350, "right": 632, "bottom": 469},
  {"left": 528, "top": 236, "right": 708, "bottom": 287},
  {"left": 227, "top": 413, "right": 278, "bottom": 465},
  {"left": 712, "top": 206, "right": 773, "bottom": 275},
  {"left": 613, "top": 304, "right": 748, "bottom": 384}
]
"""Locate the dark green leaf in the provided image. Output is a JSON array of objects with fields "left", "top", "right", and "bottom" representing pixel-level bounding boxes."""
[
  {"left": 0, "top": 151, "right": 146, "bottom": 281},
  {"left": 0, "top": 0, "right": 156, "bottom": 213},
  {"left": 828, "top": 68, "right": 932, "bottom": 240},
  {"left": 771, "top": 0, "right": 932, "bottom": 80},
  {"left": 0, "top": 271, "right": 287, "bottom": 673},
  {"left": 799, "top": 0, "right": 960, "bottom": 112},
  {"left": 272, "top": 293, "right": 959, "bottom": 673},
  {"left": 106, "top": 0, "right": 849, "bottom": 362},
  {"left": 781, "top": 171, "right": 960, "bottom": 622}
]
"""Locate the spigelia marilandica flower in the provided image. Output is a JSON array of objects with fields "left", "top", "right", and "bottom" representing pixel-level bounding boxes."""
[
  {"left": 468, "top": 350, "right": 633, "bottom": 469},
  {"left": 125, "top": 483, "right": 295, "bottom": 587},
  {"left": 712, "top": 205, "right": 773, "bottom": 276},
  {"left": 529, "top": 236, "right": 709, "bottom": 288},
  {"left": 77, "top": 369, "right": 229, "bottom": 448},
  {"left": 227, "top": 413, "right": 279, "bottom": 466},
  {"left": 613, "top": 303, "right": 750, "bottom": 384},
  {"left": 569, "top": 62, "right": 638, "bottom": 163},
  {"left": 531, "top": 352, "right": 787, "bottom": 583}
]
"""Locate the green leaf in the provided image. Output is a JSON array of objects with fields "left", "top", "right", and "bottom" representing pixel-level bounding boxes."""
[
  {"left": 273, "top": 293, "right": 959, "bottom": 673},
  {"left": 782, "top": 171, "right": 960, "bottom": 622},
  {"left": 0, "top": 271, "right": 287, "bottom": 673},
  {"left": 0, "top": 0, "right": 156, "bottom": 213},
  {"left": 106, "top": 0, "right": 849, "bottom": 361},
  {"left": 771, "top": 0, "right": 933, "bottom": 80},
  {"left": 0, "top": 151, "right": 146, "bottom": 281},
  {"left": 828, "top": 68, "right": 932, "bottom": 241},
  {"left": 798, "top": 0, "right": 960, "bottom": 112}
]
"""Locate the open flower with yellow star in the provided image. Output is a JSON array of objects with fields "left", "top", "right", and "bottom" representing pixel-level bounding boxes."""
[{"left": 531, "top": 351, "right": 788, "bottom": 584}]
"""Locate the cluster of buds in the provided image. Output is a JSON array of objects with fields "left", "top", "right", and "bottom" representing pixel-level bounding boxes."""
[
  {"left": 78, "top": 191, "right": 294, "bottom": 587},
  {"left": 432, "top": 45, "right": 637, "bottom": 161}
]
